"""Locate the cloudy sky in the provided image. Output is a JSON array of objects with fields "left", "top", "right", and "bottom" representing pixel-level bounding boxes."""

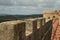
[{"left": 0, "top": 0, "right": 59, "bottom": 15}]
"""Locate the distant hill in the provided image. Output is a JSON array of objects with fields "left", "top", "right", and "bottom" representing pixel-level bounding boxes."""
[{"left": 0, "top": 14, "right": 43, "bottom": 22}]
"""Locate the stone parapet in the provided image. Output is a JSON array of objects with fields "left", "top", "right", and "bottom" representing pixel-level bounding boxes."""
[{"left": 0, "top": 17, "right": 52, "bottom": 40}]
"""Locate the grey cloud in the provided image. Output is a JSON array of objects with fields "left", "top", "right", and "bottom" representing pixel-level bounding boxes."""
[
  {"left": 38, "top": 0, "right": 56, "bottom": 8},
  {"left": 53, "top": 0, "right": 60, "bottom": 10},
  {"left": 0, "top": 0, "right": 13, "bottom": 5},
  {"left": 0, "top": 0, "right": 59, "bottom": 15},
  {"left": 0, "top": 0, "right": 38, "bottom": 6}
]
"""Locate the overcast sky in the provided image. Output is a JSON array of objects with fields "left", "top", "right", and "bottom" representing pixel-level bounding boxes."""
[{"left": 0, "top": 0, "right": 59, "bottom": 15}]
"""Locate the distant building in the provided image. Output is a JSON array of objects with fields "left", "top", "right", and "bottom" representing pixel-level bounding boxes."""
[{"left": 43, "top": 10, "right": 59, "bottom": 21}]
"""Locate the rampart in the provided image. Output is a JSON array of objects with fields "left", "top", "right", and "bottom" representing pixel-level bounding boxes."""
[{"left": 0, "top": 17, "right": 52, "bottom": 40}]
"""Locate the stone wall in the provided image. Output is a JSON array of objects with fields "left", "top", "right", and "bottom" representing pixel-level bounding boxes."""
[
  {"left": 0, "top": 22, "right": 26, "bottom": 40},
  {"left": 42, "top": 20, "right": 52, "bottom": 40},
  {"left": 0, "top": 17, "right": 52, "bottom": 40},
  {"left": 0, "top": 24, "right": 15, "bottom": 40}
]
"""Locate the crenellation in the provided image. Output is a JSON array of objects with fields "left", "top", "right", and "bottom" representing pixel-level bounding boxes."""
[
  {"left": 0, "top": 17, "right": 52, "bottom": 40},
  {"left": 26, "top": 21, "right": 33, "bottom": 36}
]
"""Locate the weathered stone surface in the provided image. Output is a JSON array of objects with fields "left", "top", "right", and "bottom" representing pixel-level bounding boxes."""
[
  {"left": 0, "top": 22, "right": 26, "bottom": 40},
  {"left": 0, "top": 25, "right": 14, "bottom": 40},
  {"left": 0, "top": 17, "right": 52, "bottom": 40}
]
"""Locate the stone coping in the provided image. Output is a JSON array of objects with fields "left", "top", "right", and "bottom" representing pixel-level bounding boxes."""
[{"left": 0, "top": 20, "right": 24, "bottom": 26}]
